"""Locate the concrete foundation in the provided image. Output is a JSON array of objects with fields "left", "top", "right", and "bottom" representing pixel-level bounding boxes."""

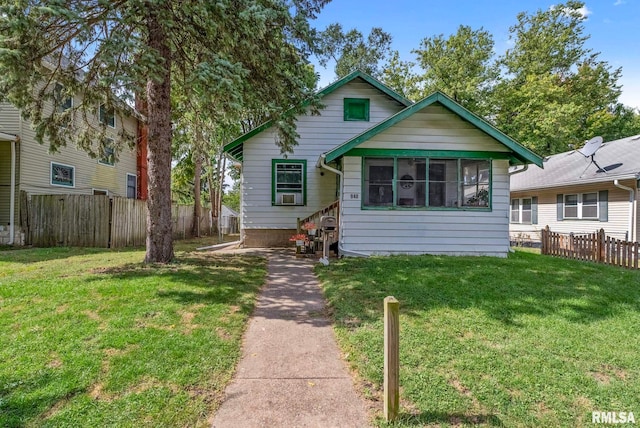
[{"left": 243, "top": 228, "right": 298, "bottom": 248}]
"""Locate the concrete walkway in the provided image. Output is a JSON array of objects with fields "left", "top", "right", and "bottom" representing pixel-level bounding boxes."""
[{"left": 212, "top": 250, "right": 371, "bottom": 428}]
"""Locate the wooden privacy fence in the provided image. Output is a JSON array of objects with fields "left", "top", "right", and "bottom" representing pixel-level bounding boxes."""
[
  {"left": 541, "top": 226, "right": 639, "bottom": 269},
  {"left": 24, "top": 193, "right": 214, "bottom": 248}
]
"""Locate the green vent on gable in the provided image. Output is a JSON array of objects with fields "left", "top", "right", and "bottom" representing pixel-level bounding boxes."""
[{"left": 344, "top": 98, "right": 370, "bottom": 121}]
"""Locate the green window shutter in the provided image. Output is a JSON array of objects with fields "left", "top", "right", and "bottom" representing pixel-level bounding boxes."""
[
  {"left": 344, "top": 98, "right": 370, "bottom": 121},
  {"left": 556, "top": 194, "right": 563, "bottom": 221},
  {"left": 531, "top": 196, "right": 538, "bottom": 224},
  {"left": 599, "top": 190, "right": 608, "bottom": 222}
]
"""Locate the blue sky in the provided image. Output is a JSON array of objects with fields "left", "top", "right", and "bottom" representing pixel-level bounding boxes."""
[{"left": 310, "top": 0, "right": 640, "bottom": 109}]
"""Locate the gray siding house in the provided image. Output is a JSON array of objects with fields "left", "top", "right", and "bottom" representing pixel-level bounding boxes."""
[
  {"left": 510, "top": 135, "right": 640, "bottom": 243},
  {"left": 224, "top": 71, "right": 542, "bottom": 257}
]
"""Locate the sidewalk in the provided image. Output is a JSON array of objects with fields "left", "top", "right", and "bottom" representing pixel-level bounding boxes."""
[{"left": 212, "top": 250, "right": 371, "bottom": 428}]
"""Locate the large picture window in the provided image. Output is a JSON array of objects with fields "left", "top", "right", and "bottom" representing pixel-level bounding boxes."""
[
  {"left": 363, "top": 157, "right": 491, "bottom": 209},
  {"left": 272, "top": 159, "right": 306, "bottom": 206}
]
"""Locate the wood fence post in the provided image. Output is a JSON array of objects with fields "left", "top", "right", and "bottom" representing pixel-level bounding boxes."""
[
  {"left": 598, "top": 228, "right": 606, "bottom": 263},
  {"left": 384, "top": 296, "right": 399, "bottom": 422},
  {"left": 541, "top": 226, "right": 548, "bottom": 254}
]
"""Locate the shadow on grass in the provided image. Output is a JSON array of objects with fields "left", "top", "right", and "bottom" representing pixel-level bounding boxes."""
[
  {"left": 0, "top": 246, "right": 141, "bottom": 264},
  {"left": 387, "top": 411, "right": 504, "bottom": 426},
  {"left": 317, "top": 251, "right": 640, "bottom": 326}
]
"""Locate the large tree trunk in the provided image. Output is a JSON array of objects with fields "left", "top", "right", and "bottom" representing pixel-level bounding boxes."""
[{"left": 144, "top": 10, "right": 174, "bottom": 264}]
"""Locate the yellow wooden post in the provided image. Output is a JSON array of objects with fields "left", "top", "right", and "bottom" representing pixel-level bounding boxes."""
[{"left": 384, "top": 296, "right": 399, "bottom": 422}]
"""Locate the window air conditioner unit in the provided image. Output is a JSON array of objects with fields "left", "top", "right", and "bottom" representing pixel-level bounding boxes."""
[{"left": 281, "top": 193, "right": 296, "bottom": 205}]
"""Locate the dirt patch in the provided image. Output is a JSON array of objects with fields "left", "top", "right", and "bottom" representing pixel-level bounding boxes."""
[
  {"left": 215, "top": 327, "right": 232, "bottom": 340},
  {"left": 179, "top": 303, "right": 205, "bottom": 334},
  {"left": 42, "top": 397, "right": 71, "bottom": 419},
  {"left": 56, "top": 304, "right": 69, "bottom": 314},
  {"left": 47, "top": 359, "right": 63, "bottom": 369},
  {"left": 590, "top": 364, "right": 628, "bottom": 384}
]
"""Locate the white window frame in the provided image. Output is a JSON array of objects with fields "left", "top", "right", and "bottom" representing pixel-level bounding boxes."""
[
  {"left": 272, "top": 159, "right": 306, "bottom": 206},
  {"left": 126, "top": 173, "right": 137, "bottom": 199},
  {"left": 99, "top": 104, "right": 116, "bottom": 128},
  {"left": 510, "top": 197, "right": 532, "bottom": 224},
  {"left": 50, "top": 162, "right": 75, "bottom": 188},
  {"left": 98, "top": 138, "right": 116, "bottom": 166},
  {"left": 564, "top": 193, "right": 598, "bottom": 220}
]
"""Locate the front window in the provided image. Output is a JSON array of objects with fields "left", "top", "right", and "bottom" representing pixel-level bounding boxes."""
[
  {"left": 272, "top": 159, "right": 306, "bottom": 206},
  {"left": 99, "top": 104, "right": 115, "bottom": 128},
  {"left": 363, "top": 157, "right": 491, "bottom": 209},
  {"left": 565, "top": 193, "right": 598, "bottom": 219}
]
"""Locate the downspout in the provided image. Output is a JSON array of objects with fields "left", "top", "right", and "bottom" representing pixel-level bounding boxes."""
[
  {"left": 318, "top": 154, "right": 370, "bottom": 258},
  {"left": 508, "top": 164, "right": 529, "bottom": 175},
  {"left": 613, "top": 180, "right": 634, "bottom": 241},
  {"left": 9, "top": 138, "right": 16, "bottom": 245}
]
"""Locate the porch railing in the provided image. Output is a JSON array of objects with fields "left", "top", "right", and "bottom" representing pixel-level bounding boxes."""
[{"left": 297, "top": 199, "right": 339, "bottom": 232}]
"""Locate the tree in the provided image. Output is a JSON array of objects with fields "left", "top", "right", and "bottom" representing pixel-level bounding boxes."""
[
  {"left": 412, "top": 25, "right": 499, "bottom": 116},
  {"left": 494, "top": 1, "right": 626, "bottom": 155},
  {"left": 0, "top": 0, "right": 328, "bottom": 262},
  {"left": 379, "top": 50, "right": 420, "bottom": 101},
  {"left": 317, "top": 24, "right": 392, "bottom": 79}
]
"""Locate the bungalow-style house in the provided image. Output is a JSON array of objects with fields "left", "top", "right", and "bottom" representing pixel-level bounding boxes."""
[
  {"left": 510, "top": 135, "right": 640, "bottom": 243},
  {"left": 0, "top": 93, "right": 144, "bottom": 245},
  {"left": 224, "top": 71, "right": 543, "bottom": 257}
]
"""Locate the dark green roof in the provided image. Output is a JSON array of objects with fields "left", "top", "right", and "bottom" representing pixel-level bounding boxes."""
[
  {"left": 323, "top": 91, "right": 544, "bottom": 167},
  {"left": 222, "top": 70, "right": 413, "bottom": 161}
]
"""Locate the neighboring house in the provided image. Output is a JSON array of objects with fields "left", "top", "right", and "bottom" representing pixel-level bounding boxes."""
[
  {"left": 510, "top": 135, "right": 640, "bottom": 243},
  {"left": 0, "top": 92, "right": 144, "bottom": 245},
  {"left": 221, "top": 205, "right": 239, "bottom": 234},
  {"left": 224, "top": 71, "right": 542, "bottom": 257}
]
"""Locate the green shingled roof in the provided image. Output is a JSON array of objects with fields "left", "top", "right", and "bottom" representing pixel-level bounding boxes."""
[
  {"left": 222, "top": 70, "right": 413, "bottom": 162},
  {"left": 323, "top": 91, "right": 544, "bottom": 167}
]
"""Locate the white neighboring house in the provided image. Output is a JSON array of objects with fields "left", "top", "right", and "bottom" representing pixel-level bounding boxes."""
[
  {"left": 0, "top": 90, "right": 141, "bottom": 245},
  {"left": 220, "top": 205, "right": 239, "bottom": 234},
  {"left": 224, "top": 71, "right": 543, "bottom": 256},
  {"left": 510, "top": 135, "right": 640, "bottom": 244}
]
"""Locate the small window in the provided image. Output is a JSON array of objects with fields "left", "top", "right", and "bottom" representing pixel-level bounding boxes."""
[
  {"left": 564, "top": 194, "right": 578, "bottom": 218},
  {"left": 126, "top": 173, "right": 137, "bottom": 199},
  {"left": 272, "top": 159, "right": 306, "bottom": 206},
  {"left": 510, "top": 199, "right": 520, "bottom": 223},
  {"left": 582, "top": 192, "right": 598, "bottom": 219},
  {"left": 54, "top": 83, "right": 73, "bottom": 112},
  {"left": 93, "top": 189, "right": 108, "bottom": 196},
  {"left": 99, "top": 104, "right": 116, "bottom": 128},
  {"left": 51, "top": 162, "right": 75, "bottom": 187},
  {"left": 344, "top": 98, "right": 370, "bottom": 121},
  {"left": 99, "top": 138, "right": 115, "bottom": 166}
]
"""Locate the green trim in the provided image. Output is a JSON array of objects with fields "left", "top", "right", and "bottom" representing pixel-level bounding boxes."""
[
  {"left": 346, "top": 148, "right": 515, "bottom": 160},
  {"left": 271, "top": 159, "right": 307, "bottom": 206},
  {"left": 344, "top": 98, "right": 370, "bottom": 121},
  {"left": 360, "top": 155, "right": 493, "bottom": 211},
  {"left": 324, "top": 91, "right": 544, "bottom": 167},
  {"left": 222, "top": 70, "right": 413, "bottom": 161}
]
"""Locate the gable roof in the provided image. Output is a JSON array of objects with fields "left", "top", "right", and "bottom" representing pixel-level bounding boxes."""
[
  {"left": 323, "top": 91, "right": 544, "bottom": 167},
  {"left": 511, "top": 135, "right": 640, "bottom": 191},
  {"left": 223, "top": 70, "right": 413, "bottom": 161}
]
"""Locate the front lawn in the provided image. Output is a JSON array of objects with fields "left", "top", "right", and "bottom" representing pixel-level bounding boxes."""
[
  {"left": 316, "top": 251, "right": 640, "bottom": 427},
  {"left": 0, "top": 239, "right": 266, "bottom": 427}
]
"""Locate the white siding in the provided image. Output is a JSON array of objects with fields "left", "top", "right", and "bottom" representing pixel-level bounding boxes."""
[
  {"left": 241, "top": 79, "right": 406, "bottom": 230},
  {"left": 341, "top": 157, "right": 511, "bottom": 256},
  {"left": 0, "top": 102, "right": 20, "bottom": 134},
  {"left": 510, "top": 180, "right": 637, "bottom": 242},
  {"left": 360, "top": 105, "right": 510, "bottom": 152}
]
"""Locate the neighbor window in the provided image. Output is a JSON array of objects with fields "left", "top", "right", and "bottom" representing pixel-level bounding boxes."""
[
  {"left": 51, "top": 162, "right": 75, "bottom": 187},
  {"left": 510, "top": 197, "right": 536, "bottom": 224},
  {"left": 344, "top": 98, "right": 370, "bottom": 121},
  {"left": 363, "top": 157, "right": 491, "bottom": 209},
  {"left": 127, "top": 173, "right": 137, "bottom": 199},
  {"left": 99, "top": 138, "right": 115, "bottom": 166},
  {"left": 564, "top": 193, "right": 598, "bottom": 219},
  {"left": 54, "top": 83, "right": 73, "bottom": 112},
  {"left": 99, "top": 104, "right": 116, "bottom": 128},
  {"left": 272, "top": 159, "right": 306, "bottom": 206}
]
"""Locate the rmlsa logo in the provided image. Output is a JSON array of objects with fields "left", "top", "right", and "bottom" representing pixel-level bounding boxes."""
[{"left": 592, "top": 411, "right": 636, "bottom": 424}]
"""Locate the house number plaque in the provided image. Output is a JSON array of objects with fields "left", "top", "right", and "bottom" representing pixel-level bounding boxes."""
[{"left": 349, "top": 193, "right": 360, "bottom": 200}]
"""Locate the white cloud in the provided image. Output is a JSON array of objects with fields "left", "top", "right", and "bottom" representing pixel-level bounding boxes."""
[
  {"left": 551, "top": 4, "right": 593, "bottom": 18},
  {"left": 614, "top": 0, "right": 626, "bottom": 6}
]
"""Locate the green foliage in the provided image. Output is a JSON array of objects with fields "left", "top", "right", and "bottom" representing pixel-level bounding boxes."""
[
  {"left": 317, "top": 24, "right": 392, "bottom": 79},
  {"left": 223, "top": 180, "right": 241, "bottom": 212},
  {"left": 316, "top": 251, "right": 640, "bottom": 426},
  {"left": 379, "top": 50, "right": 420, "bottom": 101},
  {"left": 0, "top": 242, "right": 266, "bottom": 426},
  {"left": 413, "top": 25, "right": 499, "bottom": 116}
]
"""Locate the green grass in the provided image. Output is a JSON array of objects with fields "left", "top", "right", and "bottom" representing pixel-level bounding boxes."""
[
  {"left": 0, "top": 238, "right": 266, "bottom": 427},
  {"left": 315, "top": 250, "right": 640, "bottom": 427}
]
